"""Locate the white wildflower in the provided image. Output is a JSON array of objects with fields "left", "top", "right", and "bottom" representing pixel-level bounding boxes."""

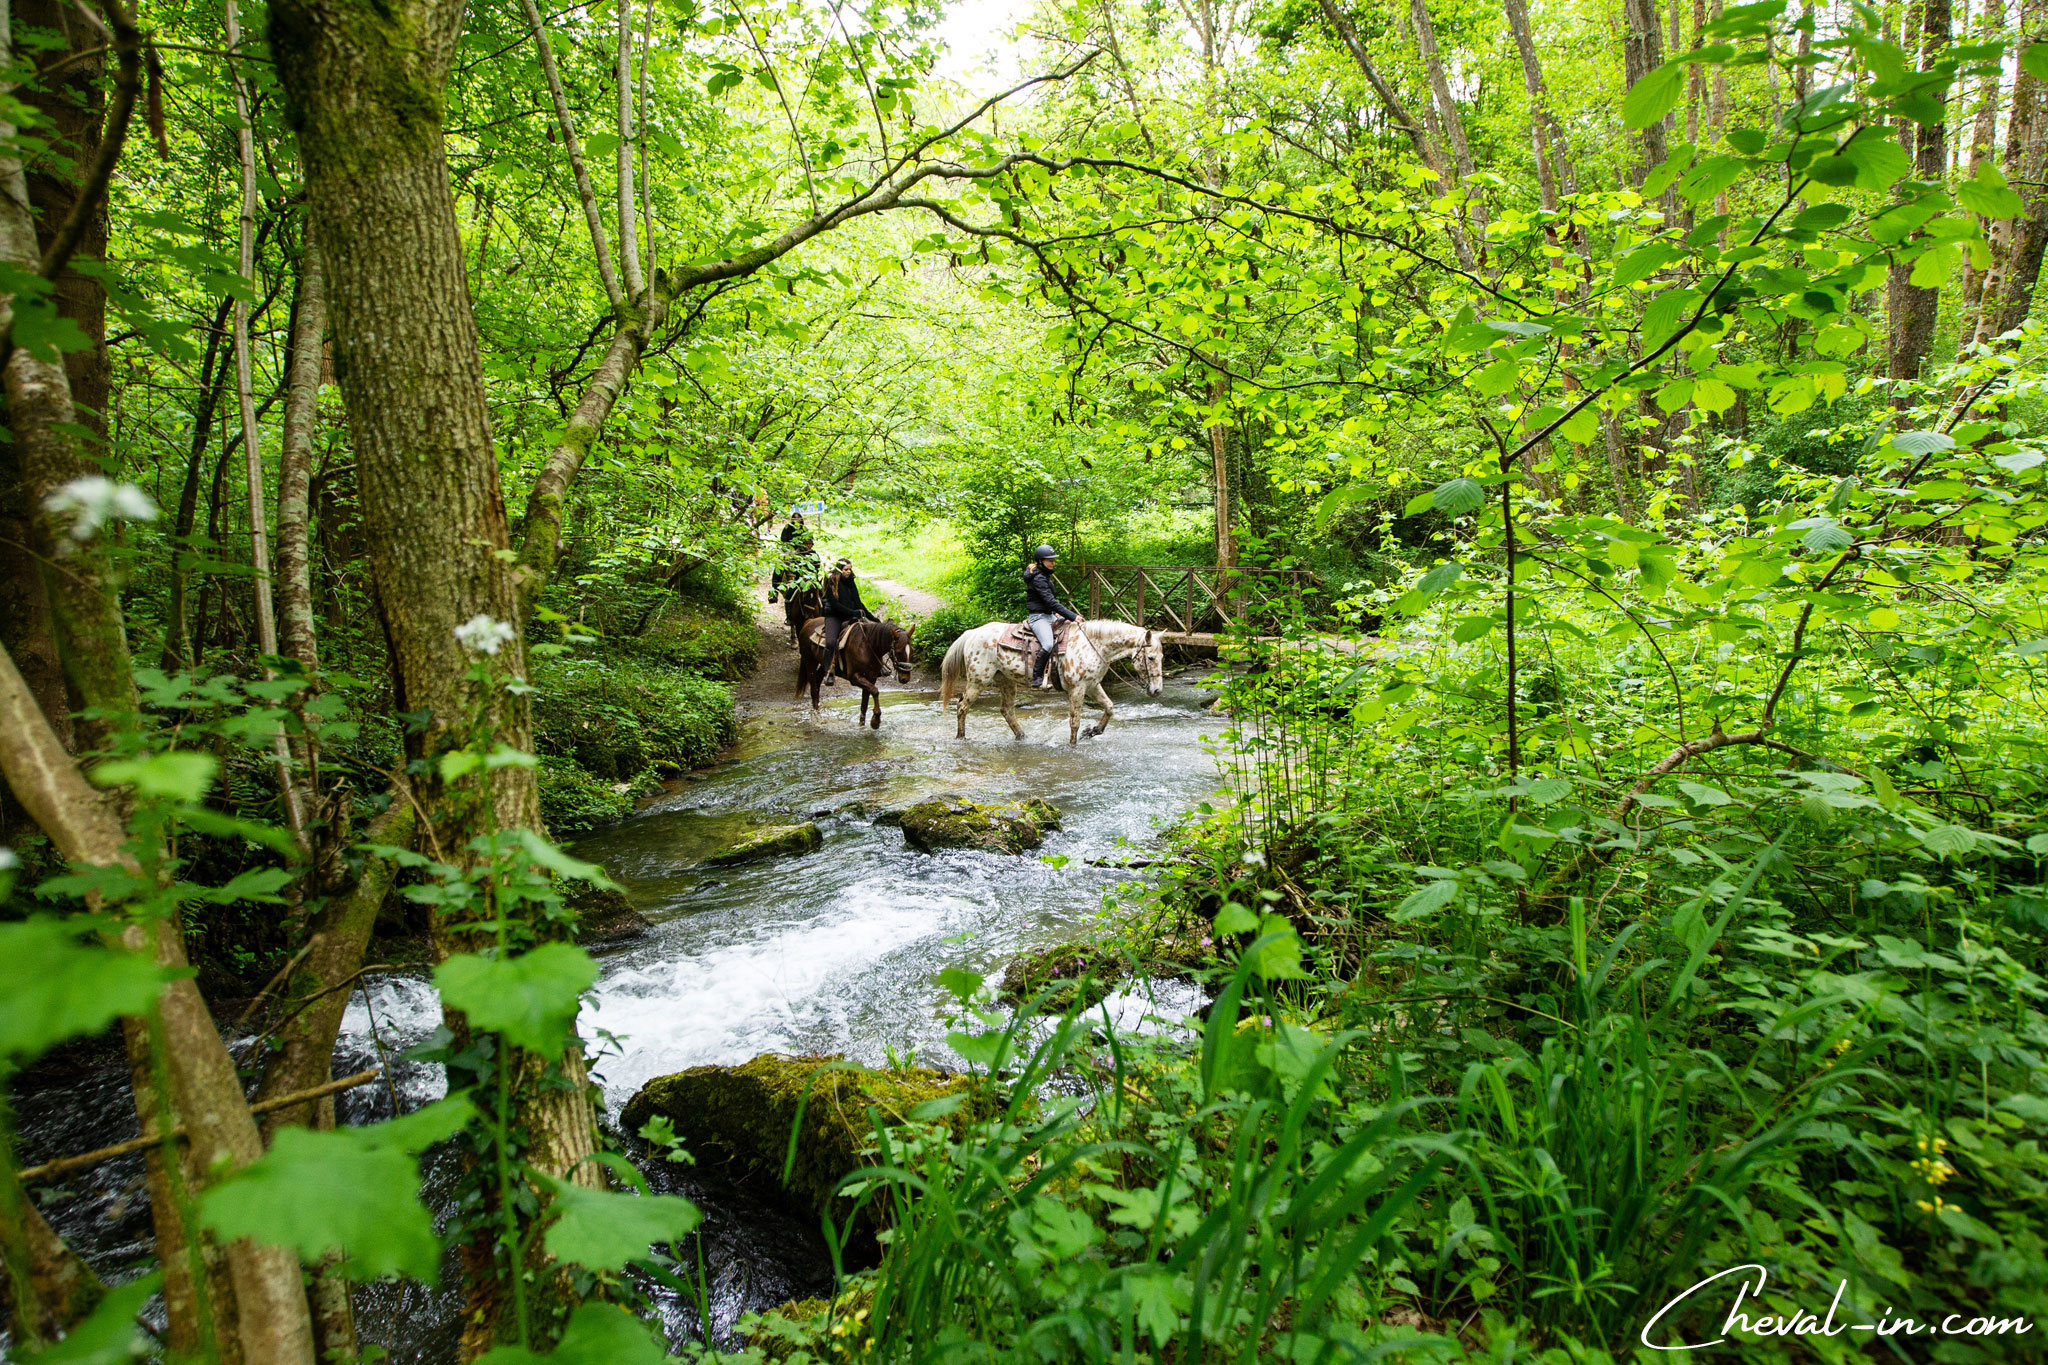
[
  {"left": 453, "top": 614, "right": 516, "bottom": 656},
  {"left": 42, "top": 477, "right": 158, "bottom": 541},
  {"left": 1240, "top": 848, "right": 1267, "bottom": 868},
  {"left": 0, "top": 847, "right": 18, "bottom": 871}
]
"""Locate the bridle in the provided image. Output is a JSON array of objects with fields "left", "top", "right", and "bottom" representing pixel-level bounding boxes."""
[{"left": 881, "top": 620, "right": 913, "bottom": 682}]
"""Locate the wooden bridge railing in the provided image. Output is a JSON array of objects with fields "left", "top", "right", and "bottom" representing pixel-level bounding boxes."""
[{"left": 1052, "top": 565, "right": 1322, "bottom": 638}]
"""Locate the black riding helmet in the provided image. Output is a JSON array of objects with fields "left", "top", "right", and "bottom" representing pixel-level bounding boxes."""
[{"left": 1034, "top": 544, "right": 1059, "bottom": 562}]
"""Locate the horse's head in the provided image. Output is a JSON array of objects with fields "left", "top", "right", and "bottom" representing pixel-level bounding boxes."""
[
  {"left": 1140, "top": 628, "right": 1165, "bottom": 696},
  {"left": 886, "top": 621, "right": 915, "bottom": 683}
]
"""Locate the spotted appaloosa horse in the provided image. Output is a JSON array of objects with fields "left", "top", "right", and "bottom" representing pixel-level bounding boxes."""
[
  {"left": 938, "top": 618, "right": 1164, "bottom": 744},
  {"left": 797, "top": 616, "right": 915, "bottom": 728}
]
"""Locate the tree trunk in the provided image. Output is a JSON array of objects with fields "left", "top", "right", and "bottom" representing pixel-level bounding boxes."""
[
  {"left": 1990, "top": 17, "right": 2048, "bottom": 338},
  {"left": 0, "top": 1177, "right": 102, "bottom": 1345},
  {"left": 1624, "top": 0, "right": 1672, "bottom": 189},
  {"left": 161, "top": 296, "right": 235, "bottom": 672},
  {"left": 1210, "top": 372, "right": 1233, "bottom": 567},
  {"left": 1503, "top": 0, "right": 1579, "bottom": 210},
  {"left": 1956, "top": 0, "right": 2005, "bottom": 346},
  {"left": 267, "top": 0, "right": 604, "bottom": 1350},
  {"left": 1408, "top": 0, "right": 1487, "bottom": 240},
  {"left": 0, "top": 0, "right": 113, "bottom": 750},
  {"left": 1888, "top": 0, "right": 1952, "bottom": 390},
  {"left": 1316, "top": 0, "right": 1477, "bottom": 271},
  {"left": 277, "top": 217, "right": 325, "bottom": 675}
]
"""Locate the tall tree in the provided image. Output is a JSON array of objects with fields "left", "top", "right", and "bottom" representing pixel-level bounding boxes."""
[{"left": 1889, "top": 0, "right": 1953, "bottom": 388}]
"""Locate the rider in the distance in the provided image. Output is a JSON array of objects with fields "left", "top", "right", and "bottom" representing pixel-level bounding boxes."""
[{"left": 1023, "top": 545, "right": 1079, "bottom": 689}]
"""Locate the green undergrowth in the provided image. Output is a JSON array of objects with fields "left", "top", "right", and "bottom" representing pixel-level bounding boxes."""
[{"left": 532, "top": 655, "right": 736, "bottom": 833}]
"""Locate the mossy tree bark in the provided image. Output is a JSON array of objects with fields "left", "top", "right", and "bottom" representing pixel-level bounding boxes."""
[{"left": 266, "top": 1, "right": 605, "bottom": 1352}]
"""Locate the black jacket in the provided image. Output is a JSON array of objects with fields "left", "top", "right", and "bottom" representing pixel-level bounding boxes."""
[
  {"left": 826, "top": 570, "right": 877, "bottom": 621},
  {"left": 1023, "top": 564, "right": 1078, "bottom": 620}
]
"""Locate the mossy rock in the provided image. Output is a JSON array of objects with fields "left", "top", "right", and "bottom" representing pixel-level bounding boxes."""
[
  {"left": 1001, "top": 931, "right": 1215, "bottom": 1011},
  {"left": 999, "top": 942, "right": 1124, "bottom": 1011},
  {"left": 621, "top": 1054, "right": 976, "bottom": 1238},
  {"left": 898, "top": 795, "right": 1061, "bottom": 855},
  {"left": 565, "top": 880, "right": 649, "bottom": 946},
  {"left": 700, "top": 822, "right": 823, "bottom": 866}
]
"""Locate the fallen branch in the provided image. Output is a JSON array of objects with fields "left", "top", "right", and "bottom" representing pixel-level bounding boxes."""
[{"left": 17, "top": 1069, "right": 383, "bottom": 1185}]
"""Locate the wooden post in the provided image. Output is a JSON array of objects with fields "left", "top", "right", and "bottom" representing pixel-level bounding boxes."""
[
  {"left": 1136, "top": 570, "right": 1148, "bottom": 630},
  {"left": 1187, "top": 570, "right": 1196, "bottom": 633},
  {"left": 1089, "top": 567, "right": 1100, "bottom": 618}
]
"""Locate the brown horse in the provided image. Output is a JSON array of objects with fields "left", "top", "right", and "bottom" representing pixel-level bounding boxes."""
[
  {"left": 779, "top": 583, "right": 822, "bottom": 649},
  {"left": 796, "top": 617, "right": 915, "bottom": 728}
]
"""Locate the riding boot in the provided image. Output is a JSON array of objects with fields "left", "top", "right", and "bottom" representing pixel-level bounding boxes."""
[{"left": 1032, "top": 650, "right": 1053, "bottom": 689}]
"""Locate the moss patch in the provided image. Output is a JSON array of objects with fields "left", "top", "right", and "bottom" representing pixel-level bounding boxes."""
[
  {"left": 700, "top": 822, "right": 823, "bottom": 866},
  {"left": 998, "top": 932, "right": 1212, "bottom": 1012},
  {"left": 621, "top": 1054, "right": 977, "bottom": 1239},
  {"left": 898, "top": 796, "right": 1061, "bottom": 855}
]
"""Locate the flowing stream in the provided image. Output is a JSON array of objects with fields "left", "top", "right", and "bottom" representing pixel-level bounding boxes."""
[{"left": 11, "top": 665, "right": 1228, "bottom": 1359}]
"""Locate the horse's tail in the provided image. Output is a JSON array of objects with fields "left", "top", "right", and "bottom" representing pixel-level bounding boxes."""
[{"left": 939, "top": 635, "right": 967, "bottom": 712}]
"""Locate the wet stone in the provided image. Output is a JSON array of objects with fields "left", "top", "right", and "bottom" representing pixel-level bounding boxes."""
[
  {"left": 897, "top": 795, "right": 1061, "bottom": 855},
  {"left": 566, "top": 879, "right": 650, "bottom": 946},
  {"left": 621, "top": 1053, "right": 979, "bottom": 1239},
  {"left": 699, "top": 822, "right": 824, "bottom": 866}
]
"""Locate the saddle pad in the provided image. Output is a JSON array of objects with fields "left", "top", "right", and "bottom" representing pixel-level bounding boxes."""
[{"left": 997, "top": 621, "right": 1072, "bottom": 654}]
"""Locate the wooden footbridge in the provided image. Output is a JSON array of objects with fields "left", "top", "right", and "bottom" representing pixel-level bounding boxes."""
[{"left": 1051, "top": 564, "right": 1327, "bottom": 648}]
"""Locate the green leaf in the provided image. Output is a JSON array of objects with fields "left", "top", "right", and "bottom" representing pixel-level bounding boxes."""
[
  {"left": 2026, "top": 833, "right": 2048, "bottom": 854},
  {"left": 91, "top": 751, "right": 217, "bottom": 802},
  {"left": 1642, "top": 288, "right": 1696, "bottom": 347},
  {"left": 1525, "top": 777, "right": 1572, "bottom": 804},
  {"left": 1909, "top": 242, "right": 1959, "bottom": 289},
  {"left": 1451, "top": 616, "right": 1494, "bottom": 643},
  {"left": 1693, "top": 377, "right": 1737, "bottom": 414},
  {"left": 435, "top": 943, "right": 597, "bottom": 1053},
  {"left": 1244, "top": 917, "right": 1308, "bottom": 979},
  {"left": 1800, "top": 522, "right": 1854, "bottom": 553},
  {"left": 1677, "top": 780, "right": 1733, "bottom": 806},
  {"left": 24, "top": 1272, "right": 160, "bottom": 1363},
  {"left": 201, "top": 1097, "right": 476, "bottom": 1280},
  {"left": 1918, "top": 824, "right": 1978, "bottom": 859},
  {"left": 1957, "top": 161, "right": 2025, "bottom": 219},
  {"left": 935, "top": 967, "right": 984, "bottom": 1004},
  {"left": 1654, "top": 377, "right": 1696, "bottom": 413},
  {"left": 473, "top": 1304, "right": 671, "bottom": 1365},
  {"left": 2022, "top": 40, "right": 2048, "bottom": 84},
  {"left": 1888, "top": 430, "right": 1955, "bottom": 457},
  {"left": 1623, "top": 62, "right": 1686, "bottom": 129},
  {"left": 1992, "top": 448, "right": 2044, "bottom": 474},
  {"left": 1432, "top": 477, "right": 1485, "bottom": 517},
  {"left": 1212, "top": 901, "right": 1258, "bottom": 934},
  {"left": 1394, "top": 878, "right": 1459, "bottom": 920},
  {"left": 542, "top": 1178, "right": 701, "bottom": 1273},
  {"left": 1415, "top": 560, "right": 1463, "bottom": 594},
  {"left": 515, "top": 830, "right": 617, "bottom": 887},
  {"left": 1402, "top": 489, "right": 1437, "bottom": 516},
  {"left": 0, "top": 920, "right": 165, "bottom": 1060},
  {"left": 1473, "top": 357, "right": 1521, "bottom": 397},
  {"left": 1559, "top": 404, "right": 1602, "bottom": 443},
  {"left": 1613, "top": 241, "right": 1681, "bottom": 288}
]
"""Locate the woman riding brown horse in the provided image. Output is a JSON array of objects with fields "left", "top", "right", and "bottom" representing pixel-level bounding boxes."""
[{"left": 797, "top": 614, "right": 914, "bottom": 728}]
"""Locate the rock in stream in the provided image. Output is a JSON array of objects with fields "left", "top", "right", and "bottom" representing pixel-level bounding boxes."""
[{"left": 894, "top": 795, "right": 1061, "bottom": 855}]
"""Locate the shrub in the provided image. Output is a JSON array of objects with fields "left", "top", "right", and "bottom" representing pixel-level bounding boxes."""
[
  {"left": 536, "top": 753, "right": 636, "bottom": 834},
  {"left": 531, "top": 657, "right": 735, "bottom": 784}
]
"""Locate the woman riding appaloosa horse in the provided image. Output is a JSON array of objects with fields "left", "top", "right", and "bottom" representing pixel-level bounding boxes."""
[{"left": 939, "top": 618, "right": 1164, "bottom": 744}]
